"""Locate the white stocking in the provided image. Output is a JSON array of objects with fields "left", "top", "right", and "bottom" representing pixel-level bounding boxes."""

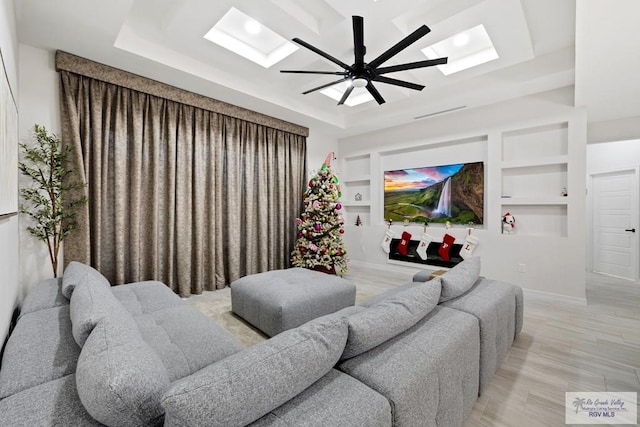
[
  {"left": 416, "top": 233, "right": 435, "bottom": 260},
  {"left": 460, "top": 235, "right": 480, "bottom": 260},
  {"left": 381, "top": 229, "right": 395, "bottom": 253}
]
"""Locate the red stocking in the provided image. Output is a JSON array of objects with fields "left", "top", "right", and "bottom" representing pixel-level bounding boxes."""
[
  {"left": 398, "top": 231, "right": 412, "bottom": 256},
  {"left": 438, "top": 233, "right": 456, "bottom": 261}
]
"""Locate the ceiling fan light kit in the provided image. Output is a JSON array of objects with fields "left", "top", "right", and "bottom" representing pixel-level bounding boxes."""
[{"left": 281, "top": 16, "right": 447, "bottom": 106}]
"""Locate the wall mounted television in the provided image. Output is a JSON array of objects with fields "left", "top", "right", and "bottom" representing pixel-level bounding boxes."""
[{"left": 384, "top": 161, "right": 484, "bottom": 225}]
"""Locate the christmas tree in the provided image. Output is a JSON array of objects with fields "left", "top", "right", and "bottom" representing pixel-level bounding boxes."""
[{"left": 291, "top": 152, "right": 348, "bottom": 274}]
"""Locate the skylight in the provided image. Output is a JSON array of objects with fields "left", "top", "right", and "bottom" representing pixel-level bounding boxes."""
[
  {"left": 320, "top": 82, "right": 374, "bottom": 107},
  {"left": 204, "top": 7, "right": 298, "bottom": 68},
  {"left": 422, "top": 24, "right": 498, "bottom": 75}
]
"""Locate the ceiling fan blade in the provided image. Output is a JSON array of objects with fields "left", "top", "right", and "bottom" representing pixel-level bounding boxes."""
[
  {"left": 373, "top": 76, "right": 424, "bottom": 91},
  {"left": 292, "top": 38, "right": 351, "bottom": 70},
  {"left": 338, "top": 86, "right": 354, "bottom": 105},
  {"left": 302, "top": 77, "right": 348, "bottom": 95},
  {"left": 368, "top": 25, "right": 431, "bottom": 69},
  {"left": 366, "top": 82, "right": 386, "bottom": 105},
  {"left": 376, "top": 58, "right": 448, "bottom": 75},
  {"left": 281, "top": 70, "right": 348, "bottom": 75},
  {"left": 353, "top": 16, "right": 365, "bottom": 67}
]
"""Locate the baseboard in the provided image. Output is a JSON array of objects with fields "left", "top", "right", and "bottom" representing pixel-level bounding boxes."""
[{"left": 521, "top": 288, "right": 587, "bottom": 305}]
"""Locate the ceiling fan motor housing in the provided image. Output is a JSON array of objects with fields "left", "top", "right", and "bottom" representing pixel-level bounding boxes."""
[{"left": 280, "top": 16, "right": 448, "bottom": 105}]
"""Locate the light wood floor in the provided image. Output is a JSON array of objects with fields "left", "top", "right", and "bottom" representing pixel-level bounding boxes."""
[{"left": 190, "top": 266, "right": 640, "bottom": 426}]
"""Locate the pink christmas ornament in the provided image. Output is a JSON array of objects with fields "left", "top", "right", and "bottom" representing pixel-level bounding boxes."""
[
  {"left": 295, "top": 218, "right": 302, "bottom": 225},
  {"left": 335, "top": 203, "right": 342, "bottom": 210},
  {"left": 312, "top": 200, "right": 320, "bottom": 210}
]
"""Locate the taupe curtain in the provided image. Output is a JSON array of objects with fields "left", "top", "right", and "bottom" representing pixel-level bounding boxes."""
[{"left": 59, "top": 69, "right": 306, "bottom": 296}]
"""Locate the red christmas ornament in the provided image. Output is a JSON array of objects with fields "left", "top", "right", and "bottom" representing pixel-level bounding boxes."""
[{"left": 339, "top": 229, "right": 345, "bottom": 234}]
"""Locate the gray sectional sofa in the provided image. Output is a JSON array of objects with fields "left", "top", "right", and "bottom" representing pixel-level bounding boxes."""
[{"left": 0, "top": 257, "right": 522, "bottom": 426}]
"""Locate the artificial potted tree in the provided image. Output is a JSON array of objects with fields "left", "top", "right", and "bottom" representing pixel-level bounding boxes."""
[{"left": 19, "top": 124, "right": 86, "bottom": 277}]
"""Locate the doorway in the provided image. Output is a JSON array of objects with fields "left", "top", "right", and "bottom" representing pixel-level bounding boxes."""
[{"left": 590, "top": 168, "right": 639, "bottom": 281}]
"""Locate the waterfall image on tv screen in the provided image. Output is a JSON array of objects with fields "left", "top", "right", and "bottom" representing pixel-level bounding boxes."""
[{"left": 384, "top": 162, "right": 484, "bottom": 224}]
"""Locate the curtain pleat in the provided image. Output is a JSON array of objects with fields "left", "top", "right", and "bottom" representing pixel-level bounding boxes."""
[{"left": 60, "top": 71, "right": 306, "bottom": 296}]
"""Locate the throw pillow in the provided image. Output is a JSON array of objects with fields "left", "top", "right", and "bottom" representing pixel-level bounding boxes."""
[
  {"left": 342, "top": 278, "right": 442, "bottom": 360},
  {"left": 439, "top": 256, "right": 481, "bottom": 302},
  {"left": 61, "top": 261, "right": 110, "bottom": 299},
  {"left": 161, "top": 315, "right": 348, "bottom": 427},
  {"left": 76, "top": 315, "right": 170, "bottom": 427},
  {"left": 70, "top": 279, "right": 130, "bottom": 347}
]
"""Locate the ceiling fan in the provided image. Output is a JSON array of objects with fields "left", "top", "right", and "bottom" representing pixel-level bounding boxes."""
[{"left": 281, "top": 16, "right": 448, "bottom": 106}]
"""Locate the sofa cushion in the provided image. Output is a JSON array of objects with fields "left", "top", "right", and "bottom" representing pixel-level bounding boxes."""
[
  {"left": 19, "top": 278, "right": 69, "bottom": 317},
  {"left": 338, "top": 306, "right": 480, "bottom": 427},
  {"left": 441, "top": 278, "right": 519, "bottom": 393},
  {"left": 249, "top": 369, "right": 392, "bottom": 427},
  {"left": 70, "top": 278, "right": 130, "bottom": 347},
  {"left": 161, "top": 314, "right": 348, "bottom": 427},
  {"left": 0, "top": 374, "right": 103, "bottom": 427},
  {"left": 135, "top": 305, "right": 243, "bottom": 381},
  {"left": 341, "top": 278, "right": 442, "bottom": 360},
  {"left": 0, "top": 306, "right": 80, "bottom": 399},
  {"left": 61, "top": 261, "right": 110, "bottom": 299},
  {"left": 111, "top": 280, "right": 182, "bottom": 316},
  {"left": 76, "top": 314, "right": 170, "bottom": 427},
  {"left": 439, "top": 256, "right": 481, "bottom": 302}
]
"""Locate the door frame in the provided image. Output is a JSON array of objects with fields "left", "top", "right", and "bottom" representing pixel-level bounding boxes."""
[{"left": 587, "top": 166, "right": 640, "bottom": 281}]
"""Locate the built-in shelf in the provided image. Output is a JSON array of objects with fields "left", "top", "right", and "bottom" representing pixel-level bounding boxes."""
[
  {"left": 341, "top": 154, "right": 372, "bottom": 227},
  {"left": 499, "top": 122, "right": 569, "bottom": 238},
  {"left": 343, "top": 201, "right": 371, "bottom": 207},
  {"left": 342, "top": 175, "right": 371, "bottom": 183},
  {"left": 500, "top": 197, "right": 569, "bottom": 205},
  {"left": 500, "top": 155, "right": 568, "bottom": 170}
]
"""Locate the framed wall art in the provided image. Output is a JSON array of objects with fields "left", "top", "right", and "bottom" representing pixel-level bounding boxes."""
[{"left": 0, "top": 47, "right": 18, "bottom": 219}]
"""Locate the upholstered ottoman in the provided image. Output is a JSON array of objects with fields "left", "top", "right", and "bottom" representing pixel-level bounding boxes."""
[{"left": 231, "top": 268, "right": 356, "bottom": 337}]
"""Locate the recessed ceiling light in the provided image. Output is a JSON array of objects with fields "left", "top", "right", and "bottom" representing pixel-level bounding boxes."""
[
  {"left": 422, "top": 24, "right": 498, "bottom": 75},
  {"left": 204, "top": 8, "right": 298, "bottom": 68},
  {"left": 321, "top": 82, "right": 374, "bottom": 107}
]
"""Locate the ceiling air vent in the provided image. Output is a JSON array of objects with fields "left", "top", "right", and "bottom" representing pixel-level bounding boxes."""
[{"left": 414, "top": 105, "right": 467, "bottom": 120}]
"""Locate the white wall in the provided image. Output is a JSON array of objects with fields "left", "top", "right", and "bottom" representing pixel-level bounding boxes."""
[
  {"left": 0, "top": 0, "right": 20, "bottom": 343},
  {"left": 306, "top": 129, "right": 339, "bottom": 176},
  {"left": 587, "top": 139, "right": 640, "bottom": 173},
  {"left": 18, "top": 44, "right": 62, "bottom": 290},
  {"left": 338, "top": 93, "right": 587, "bottom": 299}
]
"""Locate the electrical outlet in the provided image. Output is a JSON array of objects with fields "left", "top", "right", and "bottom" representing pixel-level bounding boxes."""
[{"left": 518, "top": 263, "right": 526, "bottom": 273}]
